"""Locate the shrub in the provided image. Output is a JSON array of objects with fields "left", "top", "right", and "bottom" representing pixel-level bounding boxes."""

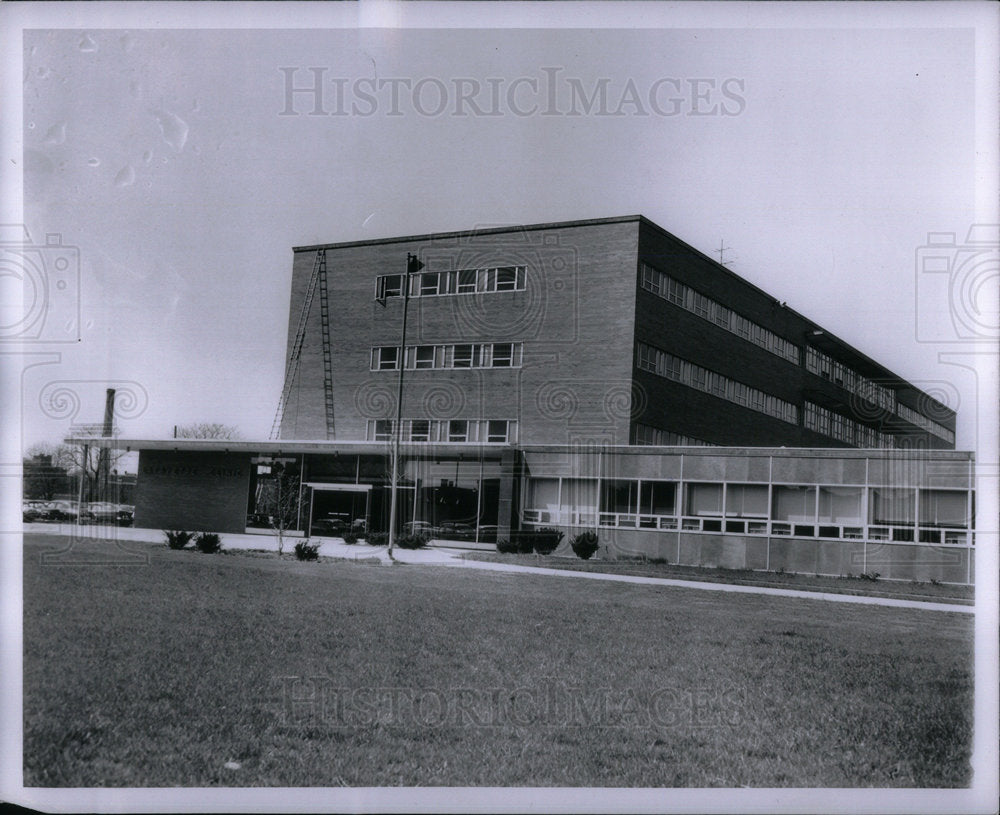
[
  {"left": 496, "top": 538, "right": 518, "bottom": 554},
  {"left": 367, "top": 532, "right": 388, "bottom": 547},
  {"left": 396, "top": 532, "right": 430, "bottom": 550},
  {"left": 294, "top": 540, "right": 320, "bottom": 561},
  {"left": 570, "top": 530, "right": 599, "bottom": 560},
  {"left": 861, "top": 571, "right": 881, "bottom": 582},
  {"left": 194, "top": 532, "right": 222, "bottom": 554},
  {"left": 165, "top": 530, "right": 194, "bottom": 550},
  {"left": 342, "top": 531, "right": 359, "bottom": 545},
  {"left": 531, "top": 528, "right": 564, "bottom": 555}
]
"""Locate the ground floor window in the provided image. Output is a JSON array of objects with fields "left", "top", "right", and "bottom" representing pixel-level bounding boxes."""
[
  {"left": 521, "top": 476, "right": 974, "bottom": 545},
  {"left": 288, "top": 453, "right": 505, "bottom": 543},
  {"left": 246, "top": 456, "right": 305, "bottom": 533}
]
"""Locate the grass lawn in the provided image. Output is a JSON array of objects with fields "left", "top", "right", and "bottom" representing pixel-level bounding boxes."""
[
  {"left": 461, "top": 552, "right": 975, "bottom": 604},
  {"left": 23, "top": 534, "right": 972, "bottom": 787}
]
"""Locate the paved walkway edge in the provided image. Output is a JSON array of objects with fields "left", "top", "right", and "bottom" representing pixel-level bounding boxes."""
[
  {"left": 23, "top": 525, "right": 973, "bottom": 614},
  {"left": 447, "top": 559, "right": 974, "bottom": 614}
]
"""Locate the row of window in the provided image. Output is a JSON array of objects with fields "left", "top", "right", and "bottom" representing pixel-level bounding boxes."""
[
  {"left": 896, "top": 403, "right": 955, "bottom": 444},
  {"left": 631, "top": 423, "right": 715, "bottom": 447},
  {"left": 640, "top": 263, "right": 801, "bottom": 364},
  {"left": 523, "top": 477, "right": 973, "bottom": 540},
  {"left": 375, "top": 266, "right": 526, "bottom": 300},
  {"left": 366, "top": 418, "right": 518, "bottom": 444},
  {"left": 803, "top": 402, "right": 897, "bottom": 449},
  {"left": 636, "top": 342, "right": 799, "bottom": 425},
  {"left": 371, "top": 343, "right": 523, "bottom": 371},
  {"left": 804, "top": 346, "right": 896, "bottom": 411}
]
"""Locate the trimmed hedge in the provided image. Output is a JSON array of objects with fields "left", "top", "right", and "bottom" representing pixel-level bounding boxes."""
[
  {"left": 570, "top": 530, "right": 599, "bottom": 560},
  {"left": 194, "top": 532, "right": 222, "bottom": 554},
  {"left": 164, "top": 530, "right": 194, "bottom": 550},
  {"left": 294, "top": 540, "right": 320, "bottom": 561},
  {"left": 395, "top": 532, "right": 430, "bottom": 550}
]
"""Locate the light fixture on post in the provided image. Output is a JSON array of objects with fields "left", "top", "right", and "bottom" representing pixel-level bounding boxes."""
[{"left": 387, "top": 252, "right": 424, "bottom": 559}]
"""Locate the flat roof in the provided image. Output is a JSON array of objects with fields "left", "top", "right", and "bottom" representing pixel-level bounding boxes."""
[
  {"left": 64, "top": 437, "right": 974, "bottom": 461},
  {"left": 291, "top": 214, "right": 952, "bottom": 416},
  {"left": 292, "top": 214, "right": 642, "bottom": 253}
]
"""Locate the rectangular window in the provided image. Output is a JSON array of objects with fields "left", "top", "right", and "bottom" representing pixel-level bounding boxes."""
[
  {"left": 371, "top": 346, "right": 399, "bottom": 371},
  {"left": 486, "top": 420, "right": 509, "bottom": 443},
  {"left": 639, "top": 481, "right": 676, "bottom": 515},
  {"left": 690, "top": 291, "right": 711, "bottom": 318},
  {"left": 772, "top": 486, "right": 817, "bottom": 523},
  {"left": 453, "top": 344, "right": 474, "bottom": 368},
  {"left": 371, "top": 419, "right": 393, "bottom": 441},
  {"left": 600, "top": 480, "right": 638, "bottom": 516},
  {"left": 419, "top": 272, "right": 440, "bottom": 296},
  {"left": 818, "top": 486, "right": 863, "bottom": 525},
  {"left": 641, "top": 263, "right": 661, "bottom": 294},
  {"left": 376, "top": 275, "right": 402, "bottom": 299},
  {"left": 725, "top": 484, "right": 769, "bottom": 518},
  {"left": 919, "top": 489, "right": 968, "bottom": 528},
  {"left": 448, "top": 420, "right": 469, "bottom": 442},
  {"left": 685, "top": 483, "right": 723, "bottom": 516},
  {"left": 408, "top": 420, "right": 431, "bottom": 442},
  {"left": 491, "top": 343, "right": 514, "bottom": 367},
  {"left": 636, "top": 342, "right": 797, "bottom": 425},
  {"left": 665, "top": 278, "right": 685, "bottom": 306},
  {"left": 526, "top": 478, "right": 561, "bottom": 516},
  {"left": 457, "top": 269, "right": 478, "bottom": 293},
  {"left": 561, "top": 479, "right": 598, "bottom": 522},
  {"left": 413, "top": 346, "right": 435, "bottom": 369},
  {"left": 494, "top": 267, "right": 519, "bottom": 291}
]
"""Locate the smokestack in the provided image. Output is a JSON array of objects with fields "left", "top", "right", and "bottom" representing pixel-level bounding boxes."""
[
  {"left": 97, "top": 388, "right": 116, "bottom": 503},
  {"left": 102, "top": 389, "right": 116, "bottom": 436}
]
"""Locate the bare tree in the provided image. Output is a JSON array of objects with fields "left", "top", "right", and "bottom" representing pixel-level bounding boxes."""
[
  {"left": 27, "top": 441, "right": 126, "bottom": 503},
  {"left": 175, "top": 423, "right": 242, "bottom": 440},
  {"left": 23, "top": 443, "right": 70, "bottom": 500},
  {"left": 251, "top": 461, "right": 303, "bottom": 556}
]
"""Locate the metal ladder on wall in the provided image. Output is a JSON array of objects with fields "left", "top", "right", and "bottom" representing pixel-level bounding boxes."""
[
  {"left": 317, "top": 251, "right": 336, "bottom": 439},
  {"left": 270, "top": 249, "right": 335, "bottom": 439}
]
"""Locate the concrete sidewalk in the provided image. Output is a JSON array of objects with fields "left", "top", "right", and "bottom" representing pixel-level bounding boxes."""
[
  {"left": 22, "top": 523, "right": 476, "bottom": 564},
  {"left": 23, "top": 524, "right": 973, "bottom": 614}
]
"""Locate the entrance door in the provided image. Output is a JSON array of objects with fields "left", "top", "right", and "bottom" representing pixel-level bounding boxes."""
[{"left": 309, "top": 486, "right": 370, "bottom": 537}]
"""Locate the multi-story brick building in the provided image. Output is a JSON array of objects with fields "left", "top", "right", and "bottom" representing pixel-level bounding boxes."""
[
  {"left": 72, "top": 216, "right": 975, "bottom": 584},
  {"left": 280, "top": 215, "right": 955, "bottom": 450}
]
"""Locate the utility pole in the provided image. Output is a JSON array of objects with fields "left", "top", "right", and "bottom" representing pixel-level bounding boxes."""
[{"left": 387, "top": 253, "right": 424, "bottom": 559}]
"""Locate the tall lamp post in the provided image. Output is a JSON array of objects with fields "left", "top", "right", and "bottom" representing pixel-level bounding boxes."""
[{"left": 387, "top": 252, "right": 424, "bottom": 559}]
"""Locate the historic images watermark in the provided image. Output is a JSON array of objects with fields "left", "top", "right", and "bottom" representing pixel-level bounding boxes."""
[
  {"left": 0, "top": 225, "right": 80, "bottom": 344},
  {"left": 273, "top": 677, "right": 748, "bottom": 730},
  {"left": 914, "top": 225, "right": 999, "bottom": 345},
  {"left": 279, "top": 67, "right": 746, "bottom": 118}
]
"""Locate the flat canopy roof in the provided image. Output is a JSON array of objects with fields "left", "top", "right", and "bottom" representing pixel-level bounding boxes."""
[{"left": 64, "top": 437, "right": 974, "bottom": 461}]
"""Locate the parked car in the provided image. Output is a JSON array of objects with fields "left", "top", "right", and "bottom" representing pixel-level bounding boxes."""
[
  {"left": 476, "top": 525, "right": 499, "bottom": 543},
  {"left": 86, "top": 502, "right": 120, "bottom": 523},
  {"left": 312, "top": 517, "right": 349, "bottom": 536},
  {"left": 437, "top": 521, "right": 476, "bottom": 541},
  {"left": 22, "top": 501, "right": 48, "bottom": 522},
  {"left": 403, "top": 521, "right": 436, "bottom": 537},
  {"left": 116, "top": 505, "right": 135, "bottom": 526},
  {"left": 44, "top": 500, "right": 94, "bottom": 522}
]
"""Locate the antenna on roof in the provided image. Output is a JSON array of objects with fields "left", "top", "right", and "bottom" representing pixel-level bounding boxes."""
[{"left": 714, "top": 239, "right": 735, "bottom": 267}]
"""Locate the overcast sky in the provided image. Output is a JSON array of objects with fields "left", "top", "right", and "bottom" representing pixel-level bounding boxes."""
[{"left": 7, "top": 3, "right": 998, "bottom": 457}]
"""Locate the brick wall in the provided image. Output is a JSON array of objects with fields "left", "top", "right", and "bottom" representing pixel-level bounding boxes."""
[
  {"left": 134, "top": 450, "right": 252, "bottom": 534},
  {"left": 281, "top": 219, "right": 641, "bottom": 446}
]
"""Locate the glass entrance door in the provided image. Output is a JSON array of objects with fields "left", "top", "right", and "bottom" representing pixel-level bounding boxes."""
[{"left": 309, "top": 488, "right": 370, "bottom": 537}]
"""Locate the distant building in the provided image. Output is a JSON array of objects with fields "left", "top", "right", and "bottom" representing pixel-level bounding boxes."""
[
  {"left": 70, "top": 216, "right": 975, "bottom": 584},
  {"left": 22, "top": 454, "right": 70, "bottom": 501}
]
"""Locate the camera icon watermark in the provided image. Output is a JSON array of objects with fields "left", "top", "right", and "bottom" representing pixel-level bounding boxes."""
[
  {"left": 915, "top": 224, "right": 999, "bottom": 344},
  {"left": 0, "top": 225, "right": 81, "bottom": 343}
]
